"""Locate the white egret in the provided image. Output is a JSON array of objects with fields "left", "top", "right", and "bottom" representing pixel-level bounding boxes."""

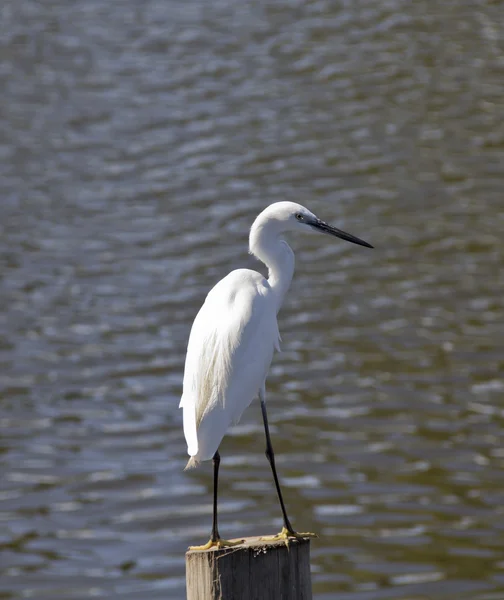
[{"left": 180, "top": 201, "right": 372, "bottom": 550}]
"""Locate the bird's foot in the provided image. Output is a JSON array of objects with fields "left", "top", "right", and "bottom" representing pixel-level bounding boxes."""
[
  {"left": 260, "top": 526, "right": 317, "bottom": 545},
  {"left": 189, "top": 537, "right": 244, "bottom": 551}
]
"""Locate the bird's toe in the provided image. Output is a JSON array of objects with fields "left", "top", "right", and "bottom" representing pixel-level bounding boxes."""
[
  {"left": 189, "top": 538, "right": 244, "bottom": 551},
  {"left": 259, "top": 526, "right": 317, "bottom": 544}
]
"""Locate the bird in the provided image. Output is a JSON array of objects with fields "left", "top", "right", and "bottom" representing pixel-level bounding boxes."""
[{"left": 180, "top": 201, "right": 373, "bottom": 550}]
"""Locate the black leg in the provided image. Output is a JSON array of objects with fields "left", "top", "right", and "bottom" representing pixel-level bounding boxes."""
[
  {"left": 260, "top": 398, "right": 294, "bottom": 533},
  {"left": 210, "top": 450, "right": 221, "bottom": 542},
  {"left": 189, "top": 449, "right": 245, "bottom": 550}
]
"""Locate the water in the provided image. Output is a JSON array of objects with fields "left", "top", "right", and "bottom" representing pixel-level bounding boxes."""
[{"left": 1, "top": 0, "right": 503, "bottom": 598}]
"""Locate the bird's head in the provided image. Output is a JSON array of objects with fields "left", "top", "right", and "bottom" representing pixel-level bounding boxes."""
[{"left": 256, "top": 201, "right": 373, "bottom": 249}]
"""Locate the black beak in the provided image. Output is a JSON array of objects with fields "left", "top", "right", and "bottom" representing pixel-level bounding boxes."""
[{"left": 311, "top": 219, "right": 373, "bottom": 248}]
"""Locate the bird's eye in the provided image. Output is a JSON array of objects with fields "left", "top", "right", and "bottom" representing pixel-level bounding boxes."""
[{"left": 295, "top": 213, "right": 304, "bottom": 221}]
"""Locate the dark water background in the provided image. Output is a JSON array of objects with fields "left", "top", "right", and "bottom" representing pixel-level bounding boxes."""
[{"left": 1, "top": 0, "right": 503, "bottom": 598}]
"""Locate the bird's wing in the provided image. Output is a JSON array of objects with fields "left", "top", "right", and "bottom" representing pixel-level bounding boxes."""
[{"left": 180, "top": 269, "right": 280, "bottom": 459}]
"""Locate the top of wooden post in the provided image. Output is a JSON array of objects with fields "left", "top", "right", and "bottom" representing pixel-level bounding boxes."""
[{"left": 186, "top": 535, "right": 312, "bottom": 600}]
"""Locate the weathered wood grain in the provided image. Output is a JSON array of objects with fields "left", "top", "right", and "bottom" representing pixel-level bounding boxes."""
[{"left": 186, "top": 536, "right": 312, "bottom": 600}]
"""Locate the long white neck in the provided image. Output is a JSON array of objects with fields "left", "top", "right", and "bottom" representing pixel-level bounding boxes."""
[{"left": 249, "top": 218, "right": 295, "bottom": 312}]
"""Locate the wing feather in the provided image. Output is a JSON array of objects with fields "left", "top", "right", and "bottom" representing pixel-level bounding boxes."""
[{"left": 180, "top": 269, "right": 280, "bottom": 463}]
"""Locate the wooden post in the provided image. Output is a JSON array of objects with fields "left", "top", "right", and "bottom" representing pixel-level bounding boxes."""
[{"left": 186, "top": 536, "right": 312, "bottom": 600}]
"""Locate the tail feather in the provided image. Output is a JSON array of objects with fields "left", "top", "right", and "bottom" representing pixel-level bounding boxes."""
[{"left": 184, "top": 456, "right": 200, "bottom": 471}]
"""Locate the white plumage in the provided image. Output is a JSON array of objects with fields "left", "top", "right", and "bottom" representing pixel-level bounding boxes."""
[
  {"left": 180, "top": 201, "right": 372, "bottom": 470},
  {"left": 180, "top": 269, "right": 280, "bottom": 468}
]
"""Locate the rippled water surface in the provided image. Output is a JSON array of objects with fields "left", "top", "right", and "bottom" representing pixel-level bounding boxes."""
[{"left": 1, "top": 1, "right": 504, "bottom": 598}]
